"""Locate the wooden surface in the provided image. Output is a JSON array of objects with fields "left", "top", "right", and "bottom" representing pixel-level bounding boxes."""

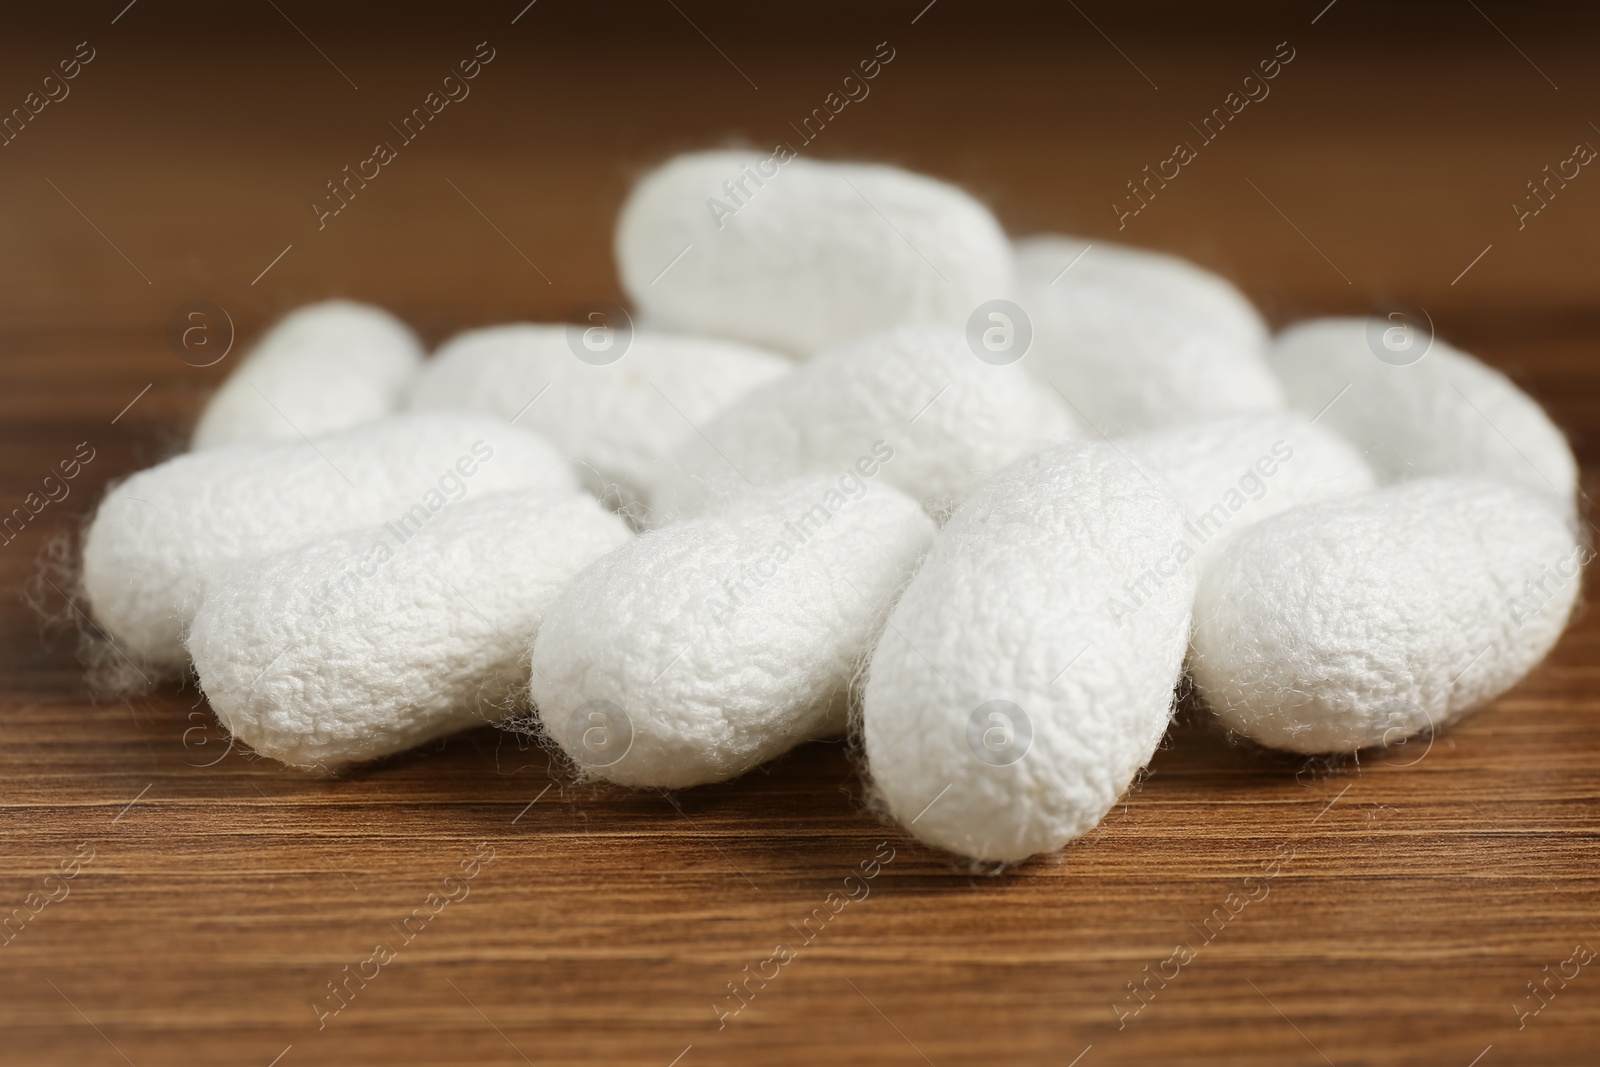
[{"left": 3, "top": 3, "right": 1599, "bottom": 1064}]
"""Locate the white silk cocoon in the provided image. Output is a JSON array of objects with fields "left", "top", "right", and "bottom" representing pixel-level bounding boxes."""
[
  {"left": 1119, "top": 412, "right": 1375, "bottom": 569},
  {"left": 409, "top": 323, "right": 791, "bottom": 506},
  {"left": 862, "top": 441, "right": 1195, "bottom": 863},
  {"left": 1015, "top": 235, "right": 1282, "bottom": 433},
  {"left": 82, "top": 412, "right": 576, "bottom": 669},
  {"left": 653, "top": 323, "right": 1079, "bottom": 519},
  {"left": 1191, "top": 478, "right": 1584, "bottom": 754},
  {"left": 531, "top": 476, "right": 936, "bottom": 788},
  {"left": 617, "top": 151, "right": 1013, "bottom": 356},
  {"left": 192, "top": 300, "right": 422, "bottom": 450},
  {"left": 189, "top": 490, "right": 631, "bottom": 769},
  {"left": 1269, "top": 317, "right": 1578, "bottom": 516}
]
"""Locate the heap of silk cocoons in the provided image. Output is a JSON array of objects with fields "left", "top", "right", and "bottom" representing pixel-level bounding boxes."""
[
  {"left": 1118, "top": 412, "right": 1375, "bottom": 570},
  {"left": 652, "top": 322, "right": 1079, "bottom": 519},
  {"left": 531, "top": 476, "right": 936, "bottom": 787},
  {"left": 191, "top": 300, "right": 423, "bottom": 450},
  {"left": 69, "top": 149, "right": 1585, "bottom": 873},
  {"left": 862, "top": 442, "right": 1195, "bottom": 863},
  {"left": 1014, "top": 235, "right": 1284, "bottom": 433},
  {"left": 189, "top": 490, "right": 630, "bottom": 769},
  {"left": 82, "top": 412, "right": 575, "bottom": 669},
  {"left": 616, "top": 151, "right": 1013, "bottom": 355},
  {"left": 1191, "top": 479, "right": 1583, "bottom": 753},
  {"left": 1269, "top": 318, "right": 1579, "bottom": 517},
  {"left": 408, "top": 323, "right": 790, "bottom": 506}
]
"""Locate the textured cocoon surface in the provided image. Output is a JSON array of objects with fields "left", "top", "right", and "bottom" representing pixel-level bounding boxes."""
[
  {"left": 862, "top": 441, "right": 1195, "bottom": 863},
  {"left": 1191, "top": 478, "right": 1584, "bottom": 754},
  {"left": 189, "top": 490, "right": 631, "bottom": 769},
  {"left": 408, "top": 323, "right": 791, "bottom": 504},
  {"left": 1119, "top": 412, "right": 1376, "bottom": 568},
  {"left": 1268, "top": 318, "right": 1579, "bottom": 515},
  {"left": 616, "top": 151, "right": 1013, "bottom": 356},
  {"left": 530, "top": 477, "right": 936, "bottom": 788},
  {"left": 191, "top": 300, "right": 423, "bottom": 450},
  {"left": 652, "top": 323, "right": 1079, "bottom": 518},
  {"left": 82, "top": 412, "right": 577, "bottom": 669},
  {"left": 1014, "top": 235, "right": 1283, "bottom": 433}
]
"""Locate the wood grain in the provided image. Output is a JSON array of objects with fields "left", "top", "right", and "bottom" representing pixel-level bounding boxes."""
[{"left": 2, "top": 4, "right": 1598, "bottom": 1064}]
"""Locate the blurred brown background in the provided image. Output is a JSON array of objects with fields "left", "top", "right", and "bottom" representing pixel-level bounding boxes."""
[{"left": 1, "top": 2, "right": 1598, "bottom": 1064}]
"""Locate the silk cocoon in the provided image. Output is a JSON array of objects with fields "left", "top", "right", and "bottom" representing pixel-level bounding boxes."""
[
  {"left": 531, "top": 476, "right": 936, "bottom": 788},
  {"left": 1191, "top": 478, "right": 1583, "bottom": 753},
  {"left": 82, "top": 412, "right": 576, "bottom": 669},
  {"left": 617, "top": 151, "right": 1013, "bottom": 356},
  {"left": 189, "top": 490, "right": 630, "bottom": 769},
  {"left": 862, "top": 441, "right": 1195, "bottom": 863},
  {"left": 192, "top": 300, "right": 422, "bottom": 450}
]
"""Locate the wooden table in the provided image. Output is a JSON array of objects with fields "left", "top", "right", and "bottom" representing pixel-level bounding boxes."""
[{"left": 2, "top": 3, "right": 1597, "bottom": 1064}]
